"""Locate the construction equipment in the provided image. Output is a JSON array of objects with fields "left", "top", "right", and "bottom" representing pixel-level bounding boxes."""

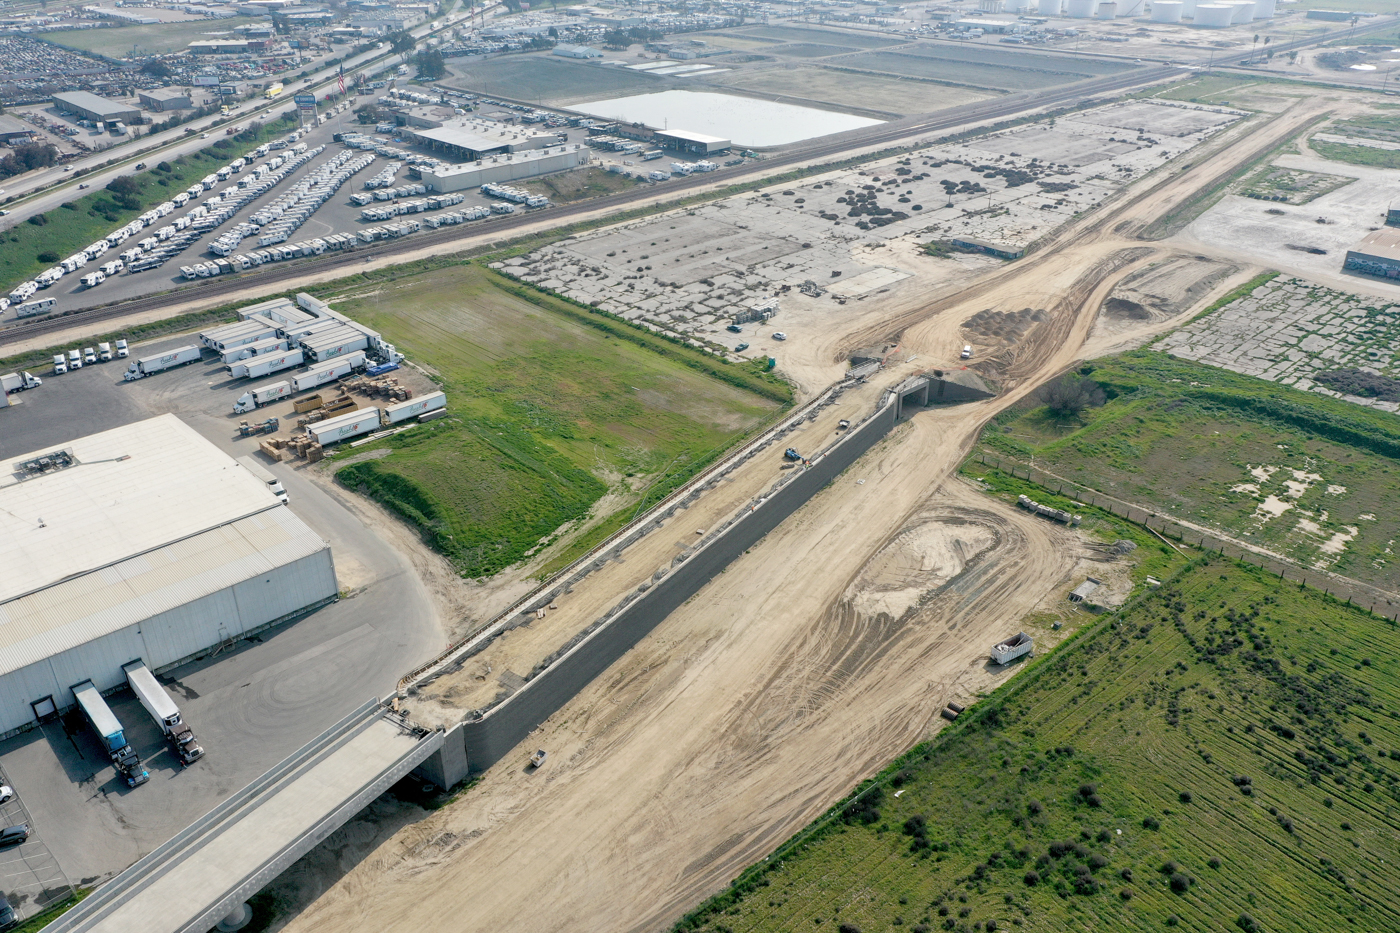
[
  {"left": 530, "top": 749, "right": 547, "bottom": 769},
  {"left": 238, "top": 417, "right": 279, "bottom": 437},
  {"left": 784, "top": 447, "right": 802, "bottom": 461}
]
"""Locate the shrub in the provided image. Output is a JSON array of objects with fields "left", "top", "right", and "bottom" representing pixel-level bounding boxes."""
[
  {"left": 1169, "top": 872, "right": 1192, "bottom": 893},
  {"left": 1086, "top": 794, "right": 1102, "bottom": 808},
  {"left": 1119, "top": 888, "right": 1133, "bottom": 900},
  {"left": 1026, "top": 800, "right": 1042, "bottom": 816},
  {"left": 1078, "top": 783, "right": 1098, "bottom": 799},
  {"left": 1166, "top": 916, "right": 1180, "bottom": 927},
  {"left": 1179, "top": 791, "right": 1193, "bottom": 803},
  {"left": 839, "top": 925, "right": 862, "bottom": 933},
  {"left": 27, "top": 213, "right": 46, "bottom": 226},
  {"left": 1023, "top": 871, "right": 1040, "bottom": 886},
  {"left": 36, "top": 251, "right": 58, "bottom": 263},
  {"left": 1237, "top": 913, "right": 1259, "bottom": 933},
  {"left": 1089, "top": 854, "right": 1109, "bottom": 870},
  {"left": 1142, "top": 816, "right": 1160, "bottom": 830}
]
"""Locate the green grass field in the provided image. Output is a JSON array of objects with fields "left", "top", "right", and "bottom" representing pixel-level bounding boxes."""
[
  {"left": 676, "top": 557, "right": 1400, "bottom": 933},
  {"left": 522, "top": 166, "right": 642, "bottom": 204},
  {"left": 974, "top": 352, "right": 1400, "bottom": 590},
  {"left": 331, "top": 264, "right": 785, "bottom": 579},
  {"left": 0, "top": 116, "right": 295, "bottom": 294},
  {"left": 45, "top": 17, "right": 263, "bottom": 57},
  {"left": 1309, "top": 139, "right": 1400, "bottom": 170}
]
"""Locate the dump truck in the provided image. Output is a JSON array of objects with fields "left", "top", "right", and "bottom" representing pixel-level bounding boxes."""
[
  {"left": 991, "top": 632, "right": 1033, "bottom": 665},
  {"left": 233, "top": 381, "right": 293, "bottom": 413},
  {"left": 123, "top": 660, "right": 203, "bottom": 765},
  {"left": 124, "top": 345, "right": 201, "bottom": 381},
  {"left": 1, "top": 372, "right": 41, "bottom": 393},
  {"left": 238, "top": 417, "right": 279, "bottom": 436},
  {"left": 71, "top": 680, "right": 149, "bottom": 787}
]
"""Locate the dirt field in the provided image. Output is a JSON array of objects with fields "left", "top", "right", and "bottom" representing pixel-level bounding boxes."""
[
  {"left": 276, "top": 80, "right": 1339, "bottom": 933},
  {"left": 717, "top": 66, "right": 995, "bottom": 117}
]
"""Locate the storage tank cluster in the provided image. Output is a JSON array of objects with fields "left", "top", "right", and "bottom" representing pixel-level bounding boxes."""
[
  {"left": 1192, "top": 3, "right": 1234, "bottom": 25},
  {"left": 1066, "top": 0, "right": 1096, "bottom": 16},
  {"left": 1152, "top": 0, "right": 1183, "bottom": 21},
  {"left": 1037, "top": 0, "right": 1062, "bottom": 12}
]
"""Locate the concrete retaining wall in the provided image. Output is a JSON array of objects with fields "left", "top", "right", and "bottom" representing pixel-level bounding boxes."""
[{"left": 452, "top": 397, "right": 901, "bottom": 773}]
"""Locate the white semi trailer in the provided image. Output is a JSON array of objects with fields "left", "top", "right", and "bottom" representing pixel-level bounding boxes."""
[
  {"left": 233, "top": 380, "right": 293, "bottom": 412},
  {"left": 124, "top": 346, "right": 201, "bottom": 381},
  {"left": 231, "top": 349, "right": 303, "bottom": 381},
  {"left": 291, "top": 351, "right": 365, "bottom": 392},
  {"left": 123, "top": 660, "right": 204, "bottom": 765}
]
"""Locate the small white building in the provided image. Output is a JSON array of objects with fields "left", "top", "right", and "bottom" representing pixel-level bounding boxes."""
[{"left": 553, "top": 43, "right": 603, "bottom": 59}]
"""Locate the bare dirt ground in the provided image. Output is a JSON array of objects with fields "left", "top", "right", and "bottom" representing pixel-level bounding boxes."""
[{"left": 278, "top": 95, "right": 1333, "bottom": 933}]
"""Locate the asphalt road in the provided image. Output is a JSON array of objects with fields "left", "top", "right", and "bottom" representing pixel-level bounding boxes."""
[
  {"left": 0, "top": 2, "right": 498, "bottom": 229},
  {"left": 0, "top": 335, "right": 445, "bottom": 884}
]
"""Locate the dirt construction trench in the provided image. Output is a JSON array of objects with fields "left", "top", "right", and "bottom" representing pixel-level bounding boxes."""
[{"left": 280, "top": 96, "right": 1331, "bottom": 933}]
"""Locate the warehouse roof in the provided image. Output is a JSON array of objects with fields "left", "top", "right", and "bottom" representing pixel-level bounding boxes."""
[
  {"left": 51, "top": 90, "right": 138, "bottom": 119},
  {"left": 0, "top": 414, "right": 289, "bottom": 604},
  {"left": 655, "top": 128, "right": 730, "bottom": 146},
  {"left": 0, "top": 505, "right": 326, "bottom": 679},
  {"left": 1349, "top": 227, "right": 1400, "bottom": 264}
]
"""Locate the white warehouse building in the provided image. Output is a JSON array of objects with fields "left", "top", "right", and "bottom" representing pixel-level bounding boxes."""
[{"left": 0, "top": 414, "right": 338, "bottom": 738}]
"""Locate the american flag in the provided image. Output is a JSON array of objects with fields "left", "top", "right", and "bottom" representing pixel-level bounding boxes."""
[{"left": 338, "top": 65, "right": 346, "bottom": 97}]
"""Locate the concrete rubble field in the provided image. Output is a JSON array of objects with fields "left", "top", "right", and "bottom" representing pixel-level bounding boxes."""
[{"left": 495, "top": 101, "right": 1241, "bottom": 352}]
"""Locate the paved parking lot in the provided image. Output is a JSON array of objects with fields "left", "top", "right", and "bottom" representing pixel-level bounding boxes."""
[
  {"left": 0, "top": 332, "right": 445, "bottom": 883},
  {"left": 0, "top": 766, "right": 73, "bottom": 924}
]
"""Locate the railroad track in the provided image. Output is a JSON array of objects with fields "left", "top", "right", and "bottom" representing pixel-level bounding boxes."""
[{"left": 1, "top": 17, "right": 1387, "bottom": 350}]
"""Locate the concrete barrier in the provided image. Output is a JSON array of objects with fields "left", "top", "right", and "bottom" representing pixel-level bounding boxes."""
[{"left": 448, "top": 395, "right": 902, "bottom": 774}]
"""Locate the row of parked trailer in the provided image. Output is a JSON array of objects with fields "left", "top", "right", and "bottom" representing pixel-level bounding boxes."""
[
  {"left": 480, "top": 183, "right": 550, "bottom": 208},
  {"left": 361, "top": 161, "right": 402, "bottom": 190},
  {"left": 358, "top": 192, "right": 467, "bottom": 221},
  {"left": 6, "top": 134, "right": 311, "bottom": 303},
  {"left": 339, "top": 133, "right": 446, "bottom": 174},
  {"left": 181, "top": 232, "right": 362, "bottom": 279},
  {"left": 71, "top": 661, "right": 205, "bottom": 790},
  {"left": 248, "top": 149, "right": 373, "bottom": 248},
  {"left": 366, "top": 183, "right": 428, "bottom": 203}
]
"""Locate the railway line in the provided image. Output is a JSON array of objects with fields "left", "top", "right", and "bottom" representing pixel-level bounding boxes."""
[{"left": 0, "top": 16, "right": 1389, "bottom": 351}]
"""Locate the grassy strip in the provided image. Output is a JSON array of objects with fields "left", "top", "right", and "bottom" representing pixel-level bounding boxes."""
[
  {"left": 13, "top": 889, "right": 90, "bottom": 933},
  {"left": 1140, "top": 112, "right": 1327, "bottom": 240},
  {"left": 672, "top": 553, "right": 1400, "bottom": 933},
  {"left": 486, "top": 269, "right": 792, "bottom": 405},
  {"left": 1184, "top": 269, "right": 1278, "bottom": 323},
  {"left": 1308, "top": 138, "right": 1400, "bottom": 170},
  {"left": 0, "top": 114, "right": 297, "bottom": 294}
]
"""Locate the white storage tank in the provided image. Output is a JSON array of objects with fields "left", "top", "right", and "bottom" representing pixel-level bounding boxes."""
[
  {"left": 1067, "top": 0, "right": 1097, "bottom": 15},
  {"left": 1096, "top": 1, "right": 1117, "bottom": 18},
  {"left": 1179, "top": 0, "right": 1196, "bottom": 14},
  {"left": 1118, "top": 0, "right": 1145, "bottom": 14},
  {"left": 1252, "top": 0, "right": 1274, "bottom": 17},
  {"left": 1228, "top": 0, "right": 1254, "bottom": 22},
  {"left": 1152, "top": 0, "right": 1183, "bottom": 20},
  {"left": 1193, "top": 3, "right": 1234, "bottom": 25},
  {"left": 1037, "top": 0, "right": 1063, "bottom": 13}
]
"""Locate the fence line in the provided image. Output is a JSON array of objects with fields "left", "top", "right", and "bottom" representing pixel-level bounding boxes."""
[{"left": 971, "top": 453, "right": 1400, "bottom": 623}]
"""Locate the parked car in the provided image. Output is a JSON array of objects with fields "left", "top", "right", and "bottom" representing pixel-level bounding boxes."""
[
  {"left": 771, "top": 332, "right": 787, "bottom": 341},
  {"left": 0, "top": 894, "right": 15, "bottom": 931},
  {"left": 735, "top": 342, "right": 749, "bottom": 352},
  {"left": 726, "top": 324, "right": 742, "bottom": 333},
  {"left": 0, "top": 786, "right": 12, "bottom": 806},
  {"left": 960, "top": 345, "right": 972, "bottom": 359},
  {"left": 0, "top": 825, "right": 29, "bottom": 847}
]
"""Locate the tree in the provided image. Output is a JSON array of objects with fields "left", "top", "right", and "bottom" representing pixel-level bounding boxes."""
[
  {"left": 602, "top": 28, "right": 631, "bottom": 50},
  {"left": 106, "top": 175, "right": 139, "bottom": 197},
  {"left": 1037, "top": 373, "right": 1105, "bottom": 418},
  {"left": 389, "top": 30, "right": 416, "bottom": 55},
  {"left": 140, "top": 59, "right": 172, "bottom": 78},
  {"left": 415, "top": 48, "right": 446, "bottom": 80}
]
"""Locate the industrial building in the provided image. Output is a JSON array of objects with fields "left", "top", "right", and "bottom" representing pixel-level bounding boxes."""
[
  {"left": 0, "top": 114, "right": 37, "bottom": 143},
  {"left": 655, "top": 129, "right": 730, "bottom": 155},
  {"left": 0, "top": 414, "right": 338, "bottom": 739},
  {"left": 1344, "top": 228, "right": 1400, "bottom": 280},
  {"left": 401, "top": 118, "right": 556, "bottom": 161},
  {"left": 420, "top": 144, "right": 591, "bottom": 193},
  {"left": 138, "top": 87, "right": 192, "bottom": 112},
  {"left": 51, "top": 90, "right": 141, "bottom": 124}
]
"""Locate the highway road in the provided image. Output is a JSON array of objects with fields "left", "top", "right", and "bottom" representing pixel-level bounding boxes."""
[
  {"left": 0, "top": 12, "right": 1393, "bottom": 352},
  {"left": 0, "top": 1, "right": 498, "bottom": 229}
]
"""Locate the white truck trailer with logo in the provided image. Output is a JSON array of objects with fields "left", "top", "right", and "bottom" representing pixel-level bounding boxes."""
[
  {"left": 291, "top": 351, "right": 365, "bottom": 392},
  {"left": 300, "top": 327, "right": 370, "bottom": 363},
  {"left": 124, "top": 345, "right": 202, "bottom": 381},
  {"left": 221, "top": 337, "right": 289, "bottom": 365},
  {"left": 308, "top": 407, "right": 382, "bottom": 446},
  {"left": 383, "top": 390, "right": 446, "bottom": 424},
  {"left": 122, "top": 660, "right": 204, "bottom": 765},
  {"left": 232, "top": 348, "right": 304, "bottom": 380},
  {"left": 233, "top": 380, "right": 293, "bottom": 412}
]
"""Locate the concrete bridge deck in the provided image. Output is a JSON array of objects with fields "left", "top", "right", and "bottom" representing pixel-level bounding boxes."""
[{"left": 45, "top": 700, "right": 442, "bottom": 933}]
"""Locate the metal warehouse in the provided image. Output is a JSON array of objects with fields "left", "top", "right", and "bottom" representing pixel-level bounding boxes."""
[
  {"left": 0, "top": 414, "right": 337, "bottom": 738},
  {"left": 420, "top": 145, "right": 591, "bottom": 193},
  {"left": 1344, "top": 228, "right": 1400, "bottom": 280},
  {"left": 654, "top": 129, "right": 730, "bottom": 155},
  {"left": 51, "top": 90, "right": 142, "bottom": 124}
]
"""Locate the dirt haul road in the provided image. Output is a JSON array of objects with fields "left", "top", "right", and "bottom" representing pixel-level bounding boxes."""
[{"left": 282, "top": 96, "right": 1328, "bottom": 933}]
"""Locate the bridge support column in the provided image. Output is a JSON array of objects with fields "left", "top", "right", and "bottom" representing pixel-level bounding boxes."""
[
  {"left": 216, "top": 903, "right": 252, "bottom": 932},
  {"left": 415, "top": 723, "right": 470, "bottom": 790}
]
